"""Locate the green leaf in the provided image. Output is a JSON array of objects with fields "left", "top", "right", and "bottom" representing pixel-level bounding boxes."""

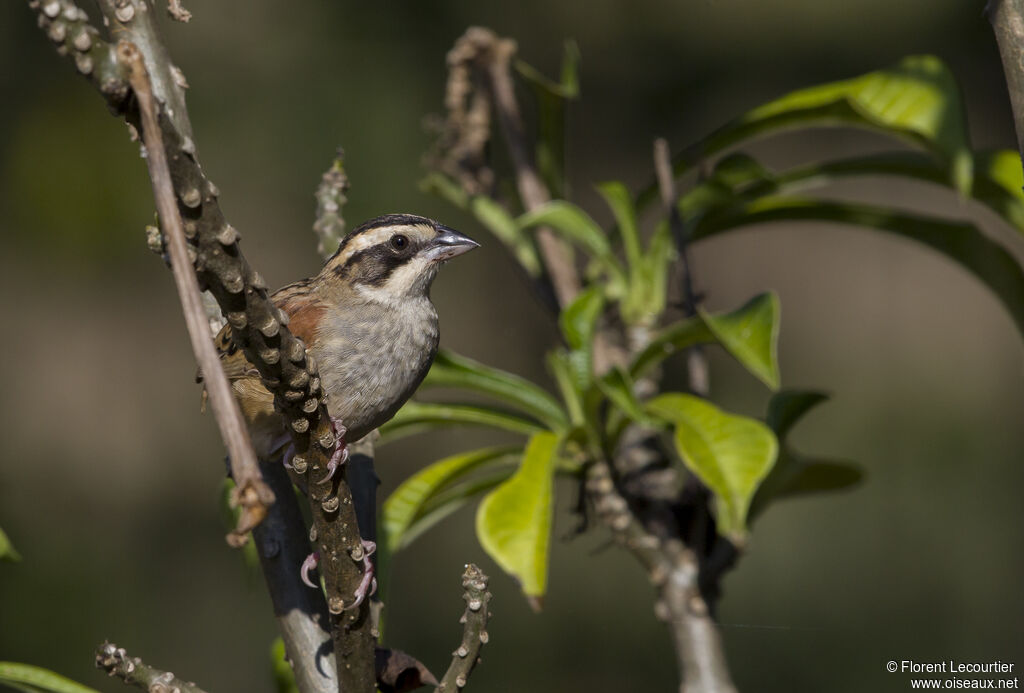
[
  {"left": 378, "top": 401, "right": 545, "bottom": 443},
  {"left": 694, "top": 196, "right": 1024, "bottom": 339},
  {"left": 751, "top": 391, "right": 863, "bottom": 520},
  {"left": 700, "top": 292, "right": 781, "bottom": 390},
  {"left": 470, "top": 195, "right": 543, "bottom": 275},
  {"left": 559, "top": 286, "right": 605, "bottom": 352},
  {"left": 658, "top": 55, "right": 973, "bottom": 197},
  {"left": 476, "top": 432, "right": 560, "bottom": 606},
  {"left": 597, "top": 182, "right": 643, "bottom": 274},
  {"left": 647, "top": 394, "right": 778, "bottom": 540},
  {"left": 737, "top": 150, "right": 1024, "bottom": 235},
  {"left": 515, "top": 41, "right": 581, "bottom": 198},
  {"left": 421, "top": 350, "right": 567, "bottom": 431},
  {"left": 0, "top": 663, "right": 100, "bottom": 693},
  {"left": 384, "top": 446, "right": 520, "bottom": 554},
  {"left": 517, "top": 202, "right": 628, "bottom": 292},
  {"left": 397, "top": 467, "right": 516, "bottom": 551},
  {"left": 637, "top": 220, "right": 676, "bottom": 320},
  {"left": 597, "top": 367, "right": 655, "bottom": 426},
  {"left": 546, "top": 349, "right": 586, "bottom": 427},
  {"left": 0, "top": 526, "right": 21, "bottom": 562},
  {"left": 765, "top": 390, "right": 831, "bottom": 438},
  {"left": 630, "top": 315, "right": 714, "bottom": 378},
  {"left": 421, "top": 173, "right": 543, "bottom": 275},
  {"left": 975, "top": 149, "right": 1024, "bottom": 233}
]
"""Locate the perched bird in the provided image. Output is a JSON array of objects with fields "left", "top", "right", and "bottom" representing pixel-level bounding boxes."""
[
  {"left": 202, "top": 214, "right": 477, "bottom": 607},
  {"left": 205, "top": 213, "right": 478, "bottom": 473}
]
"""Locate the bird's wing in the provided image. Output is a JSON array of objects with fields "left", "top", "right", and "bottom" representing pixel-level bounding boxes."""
[{"left": 197, "top": 278, "right": 327, "bottom": 385}]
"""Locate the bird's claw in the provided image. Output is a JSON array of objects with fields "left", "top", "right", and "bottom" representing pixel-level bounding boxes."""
[
  {"left": 345, "top": 539, "right": 377, "bottom": 611},
  {"left": 301, "top": 552, "right": 320, "bottom": 589},
  {"left": 320, "top": 416, "right": 349, "bottom": 483}
]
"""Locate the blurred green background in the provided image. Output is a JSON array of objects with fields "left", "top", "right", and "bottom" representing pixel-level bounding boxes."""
[{"left": 2, "top": 1, "right": 1022, "bottom": 692}]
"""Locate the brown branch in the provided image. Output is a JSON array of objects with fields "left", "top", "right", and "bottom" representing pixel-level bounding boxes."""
[
  {"left": 586, "top": 462, "right": 737, "bottom": 693},
  {"left": 96, "top": 642, "right": 210, "bottom": 693},
  {"left": 117, "top": 39, "right": 273, "bottom": 544},
  {"left": 654, "top": 138, "right": 708, "bottom": 396},
  {"left": 989, "top": 0, "right": 1024, "bottom": 178},
  {"left": 31, "top": 3, "right": 376, "bottom": 691},
  {"left": 482, "top": 32, "right": 580, "bottom": 309},
  {"left": 435, "top": 564, "right": 492, "bottom": 693}
]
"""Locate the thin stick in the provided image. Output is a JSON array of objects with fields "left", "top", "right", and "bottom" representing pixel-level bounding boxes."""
[
  {"left": 653, "top": 138, "right": 708, "bottom": 396},
  {"left": 436, "top": 564, "right": 492, "bottom": 693},
  {"left": 117, "top": 41, "right": 273, "bottom": 542},
  {"left": 96, "top": 642, "right": 209, "bottom": 693}
]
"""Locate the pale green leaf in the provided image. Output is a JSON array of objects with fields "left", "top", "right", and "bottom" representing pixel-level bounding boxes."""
[
  {"left": 517, "top": 202, "right": 627, "bottom": 290},
  {"left": 699, "top": 292, "right": 781, "bottom": 390},
  {"left": 0, "top": 663, "right": 101, "bottom": 693},
  {"left": 639, "top": 55, "right": 973, "bottom": 209},
  {"left": 422, "top": 350, "right": 567, "bottom": 431},
  {"left": 0, "top": 526, "right": 21, "bottom": 562},
  {"left": 476, "top": 432, "right": 560, "bottom": 604},
  {"left": 597, "top": 181, "right": 642, "bottom": 273},
  {"left": 379, "top": 401, "right": 545, "bottom": 443},
  {"left": 647, "top": 394, "right": 778, "bottom": 539},
  {"left": 398, "top": 467, "right": 516, "bottom": 551},
  {"left": 596, "top": 367, "right": 655, "bottom": 426},
  {"left": 384, "top": 447, "right": 520, "bottom": 554}
]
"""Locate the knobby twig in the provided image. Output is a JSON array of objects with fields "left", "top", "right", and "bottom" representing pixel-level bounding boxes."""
[
  {"left": 988, "top": 0, "right": 1024, "bottom": 178},
  {"left": 653, "top": 138, "right": 708, "bottom": 397},
  {"left": 117, "top": 39, "right": 274, "bottom": 544},
  {"left": 586, "top": 464, "right": 737, "bottom": 693},
  {"left": 436, "top": 564, "right": 492, "bottom": 693},
  {"left": 31, "top": 2, "right": 376, "bottom": 690},
  {"left": 96, "top": 642, "right": 209, "bottom": 693}
]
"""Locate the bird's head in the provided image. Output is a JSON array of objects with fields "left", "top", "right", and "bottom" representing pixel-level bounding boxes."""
[{"left": 322, "top": 214, "right": 479, "bottom": 301}]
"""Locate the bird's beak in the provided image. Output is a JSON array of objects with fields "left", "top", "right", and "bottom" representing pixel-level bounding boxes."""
[{"left": 426, "top": 226, "right": 480, "bottom": 262}]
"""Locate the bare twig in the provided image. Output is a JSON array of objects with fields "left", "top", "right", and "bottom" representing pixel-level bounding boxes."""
[
  {"left": 117, "top": 40, "right": 274, "bottom": 542},
  {"left": 436, "top": 564, "right": 492, "bottom": 693},
  {"left": 96, "top": 642, "right": 210, "bottom": 693},
  {"left": 586, "top": 463, "right": 737, "bottom": 693},
  {"left": 654, "top": 138, "right": 708, "bottom": 396},
  {"left": 32, "top": 3, "right": 376, "bottom": 690}
]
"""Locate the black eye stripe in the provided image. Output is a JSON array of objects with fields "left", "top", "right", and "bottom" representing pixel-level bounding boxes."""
[{"left": 334, "top": 240, "right": 422, "bottom": 286}]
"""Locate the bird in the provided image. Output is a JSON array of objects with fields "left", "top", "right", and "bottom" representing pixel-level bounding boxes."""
[{"left": 201, "top": 214, "right": 478, "bottom": 605}]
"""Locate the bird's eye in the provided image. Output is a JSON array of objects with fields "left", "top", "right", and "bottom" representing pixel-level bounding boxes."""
[{"left": 390, "top": 234, "right": 408, "bottom": 250}]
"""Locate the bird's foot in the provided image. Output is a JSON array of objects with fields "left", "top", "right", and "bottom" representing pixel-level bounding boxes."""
[
  {"left": 320, "top": 417, "right": 349, "bottom": 483},
  {"left": 301, "top": 552, "right": 320, "bottom": 589},
  {"left": 345, "top": 539, "right": 377, "bottom": 611}
]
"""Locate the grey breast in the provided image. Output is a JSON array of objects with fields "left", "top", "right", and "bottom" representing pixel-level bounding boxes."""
[{"left": 315, "top": 297, "right": 439, "bottom": 440}]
